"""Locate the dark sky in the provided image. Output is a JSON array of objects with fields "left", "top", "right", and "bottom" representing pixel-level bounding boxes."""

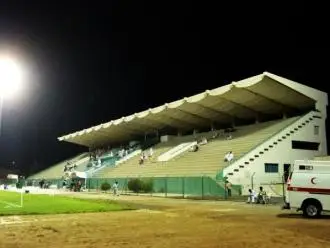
[{"left": 0, "top": 1, "right": 328, "bottom": 175}]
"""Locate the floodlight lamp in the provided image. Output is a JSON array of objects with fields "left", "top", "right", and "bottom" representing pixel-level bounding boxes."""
[{"left": 0, "top": 57, "right": 23, "bottom": 98}]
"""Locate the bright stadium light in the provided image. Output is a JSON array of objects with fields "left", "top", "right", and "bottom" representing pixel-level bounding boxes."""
[
  {"left": 0, "top": 56, "right": 24, "bottom": 135},
  {"left": 0, "top": 57, "right": 23, "bottom": 97}
]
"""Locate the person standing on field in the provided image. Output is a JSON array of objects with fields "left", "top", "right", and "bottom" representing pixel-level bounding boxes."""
[{"left": 112, "top": 181, "right": 119, "bottom": 196}]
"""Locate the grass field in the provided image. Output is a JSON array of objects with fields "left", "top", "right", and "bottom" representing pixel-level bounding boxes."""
[
  {"left": 0, "top": 190, "right": 131, "bottom": 216},
  {"left": 1, "top": 194, "right": 329, "bottom": 248}
]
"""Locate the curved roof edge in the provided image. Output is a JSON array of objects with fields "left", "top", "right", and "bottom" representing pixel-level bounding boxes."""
[
  {"left": 58, "top": 72, "right": 325, "bottom": 145},
  {"left": 263, "top": 72, "right": 328, "bottom": 105}
]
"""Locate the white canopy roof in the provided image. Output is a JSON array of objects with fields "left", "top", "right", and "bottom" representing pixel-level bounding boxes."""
[{"left": 58, "top": 72, "right": 319, "bottom": 147}]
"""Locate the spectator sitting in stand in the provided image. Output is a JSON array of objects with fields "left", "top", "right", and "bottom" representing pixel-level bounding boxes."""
[
  {"left": 66, "top": 161, "right": 72, "bottom": 169},
  {"left": 120, "top": 148, "right": 126, "bottom": 158},
  {"left": 226, "top": 133, "right": 232, "bottom": 140},
  {"left": 224, "top": 151, "right": 234, "bottom": 162},
  {"left": 212, "top": 131, "right": 219, "bottom": 139},
  {"left": 149, "top": 147, "right": 154, "bottom": 158},
  {"left": 199, "top": 137, "right": 208, "bottom": 145},
  {"left": 139, "top": 153, "right": 145, "bottom": 165},
  {"left": 189, "top": 144, "right": 199, "bottom": 152}
]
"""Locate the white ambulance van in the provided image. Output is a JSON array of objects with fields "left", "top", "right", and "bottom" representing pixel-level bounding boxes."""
[{"left": 283, "top": 160, "right": 330, "bottom": 218}]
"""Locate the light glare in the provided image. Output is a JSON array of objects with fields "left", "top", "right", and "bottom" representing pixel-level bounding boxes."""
[{"left": 0, "top": 57, "right": 23, "bottom": 97}]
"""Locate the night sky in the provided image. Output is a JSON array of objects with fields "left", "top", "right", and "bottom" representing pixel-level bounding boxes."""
[{"left": 0, "top": 2, "right": 328, "bottom": 176}]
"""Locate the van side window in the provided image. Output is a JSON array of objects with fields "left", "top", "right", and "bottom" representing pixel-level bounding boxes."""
[
  {"left": 292, "top": 141, "right": 320, "bottom": 151},
  {"left": 299, "top": 165, "right": 313, "bottom": 170},
  {"left": 314, "top": 125, "right": 319, "bottom": 135},
  {"left": 265, "top": 163, "right": 278, "bottom": 173}
]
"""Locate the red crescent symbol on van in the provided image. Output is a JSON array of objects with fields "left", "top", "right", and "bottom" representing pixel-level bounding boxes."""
[{"left": 311, "top": 177, "right": 317, "bottom": 184}]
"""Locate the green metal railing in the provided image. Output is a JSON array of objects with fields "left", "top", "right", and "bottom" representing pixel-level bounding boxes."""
[
  {"left": 86, "top": 176, "right": 242, "bottom": 199},
  {"left": 9, "top": 176, "right": 242, "bottom": 200}
]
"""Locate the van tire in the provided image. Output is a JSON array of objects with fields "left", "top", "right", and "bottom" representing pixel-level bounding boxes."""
[{"left": 302, "top": 200, "right": 322, "bottom": 218}]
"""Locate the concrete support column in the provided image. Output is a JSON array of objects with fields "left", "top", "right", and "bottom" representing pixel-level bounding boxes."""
[
  {"left": 255, "top": 114, "right": 260, "bottom": 124},
  {"left": 210, "top": 122, "right": 215, "bottom": 131},
  {"left": 231, "top": 117, "right": 236, "bottom": 128},
  {"left": 193, "top": 129, "right": 198, "bottom": 138}
]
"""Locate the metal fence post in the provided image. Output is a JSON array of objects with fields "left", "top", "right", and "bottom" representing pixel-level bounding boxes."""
[
  {"left": 224, "top": 178, "right": 228, "bottom": 200},
  {"left": 182, "top": 177, "right": 185, "bottom": 199},
  {"left": 251, "top": 172, "right": 256, "bottom": 190},
  {"left": 165, "top": 177, "right": 167, "bottom": 198},
  {"left": 86, "top": 178, "right": 89, "bottom": 191},
  {"left": 201, "top": 176, "right": 204, "bottom": 200},
  {"left": 282, "top": 175, "right": 286, "bottom": 203},
  {"left": 224, "top": 185, "right": 227, "bottom": 199},
  {"left": 125, "top": 177, "right": 127, "bottom": 194},
  {"left": 137, "top": 177, "right": 139, "bottom": 196}
]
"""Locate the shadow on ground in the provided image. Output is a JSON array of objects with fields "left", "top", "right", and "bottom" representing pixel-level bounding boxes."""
[{"left": 277, "top": 213, "right": 330, "bottom": 219}]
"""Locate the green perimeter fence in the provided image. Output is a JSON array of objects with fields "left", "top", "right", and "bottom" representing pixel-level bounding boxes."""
[
  {"left": 87, "top": 176, "right": 242, "bottom": 199},
  {"left": 0, "top": 178, "right": 18, "bottom": 185},
  {"left": 1, "top": 176, "right": 242, "bottom": 200}
]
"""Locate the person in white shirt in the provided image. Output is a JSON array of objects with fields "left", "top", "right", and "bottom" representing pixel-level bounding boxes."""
[
  {"left": 189, "top": 144, "right": 199, "bottom": 152},
  {"left": 247, "top": 189, "right": 257, "bottom": 203},
  {"left": 112, "top": 181, "right": 119, "bottom": 196},
  {"left": 119, "top": 149, "right": 124, "bottom": 157},
  {"left": 199, "top": 137, "right": 208, "bottom": 145},
  {"left": 149, "top": 147, "right": 154, "bottom": 157},
  {"left": 139, "top": 153, "right": 145, "bottom": 165},
  {"left": 224, "top": 151, "right": 234, "bottom": 162}
]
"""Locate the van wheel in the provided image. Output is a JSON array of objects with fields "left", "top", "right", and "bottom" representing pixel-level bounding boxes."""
[{"left": 302, "top": 201, "right": 321, "bottom": 218}]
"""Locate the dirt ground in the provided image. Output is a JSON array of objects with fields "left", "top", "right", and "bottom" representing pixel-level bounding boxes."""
[{"left": 0, "top": 193, "right": 329, "bottom": 248}]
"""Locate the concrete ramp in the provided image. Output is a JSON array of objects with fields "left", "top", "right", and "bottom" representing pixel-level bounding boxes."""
[{"left": 157, "top": 142, "right": 197, "bottom": 162}]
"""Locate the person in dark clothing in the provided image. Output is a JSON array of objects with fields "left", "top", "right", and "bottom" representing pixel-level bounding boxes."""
[
  {"left": 39, "top": 179, "right": 45, "bottom": 189},
  {"left": 225, "top": 180, "right": 232, "bottom": 197}
]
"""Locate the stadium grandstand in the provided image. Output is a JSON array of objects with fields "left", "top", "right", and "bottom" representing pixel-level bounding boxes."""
[{"left": 28, "top": 72, "right": 328, "bottom": 197}]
